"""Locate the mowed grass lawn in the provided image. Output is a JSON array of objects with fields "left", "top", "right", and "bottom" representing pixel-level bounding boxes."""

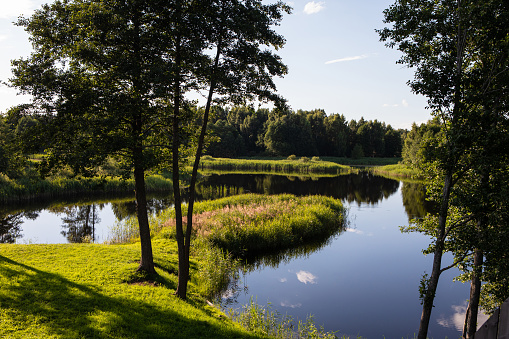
[{"left": 0, "top": 240, "right": 265, "bottom": 339}]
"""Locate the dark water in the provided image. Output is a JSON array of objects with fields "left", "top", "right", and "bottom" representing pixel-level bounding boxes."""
[{"left": 0, "top": 172, "right": 482, "bottom": 338}]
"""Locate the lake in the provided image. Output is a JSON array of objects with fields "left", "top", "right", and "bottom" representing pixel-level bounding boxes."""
[{"left": 0, "top": 172, "right": 483, "bottom": 338}]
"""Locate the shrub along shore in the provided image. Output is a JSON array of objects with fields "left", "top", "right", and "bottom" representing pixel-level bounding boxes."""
[
  {"left": 198, "top": 156, "right": 352, "bottom": 174},
  {"left": 1, "top": 156, "right": 418, "bottom": 204},
  {"left": 0, "top": 194, "right": 345, "bottom": 339},
  {"left": 0, "top": 174, "right": 173, "bottom": 204}
]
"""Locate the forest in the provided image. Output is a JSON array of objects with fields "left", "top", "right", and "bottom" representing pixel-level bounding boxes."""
[{"left": 203, "top": 106, "right": 404, "bottom": 158}]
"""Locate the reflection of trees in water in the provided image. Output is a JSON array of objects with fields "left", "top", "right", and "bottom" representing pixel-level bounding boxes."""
[
  {"left": 110, "top": 196, "right": 173, "bottom": 221},
  {"left": 0, "top": 211, "right": 38, "bottom": 243},
  {"left": 196, "top": 172, "right": 400, "bottom": 205},
  {"left": 60, "top": 205, "right": 102, "bottom": 243},
  {"left": 401, "top": 182, "right": 435, "bottom": 220}
]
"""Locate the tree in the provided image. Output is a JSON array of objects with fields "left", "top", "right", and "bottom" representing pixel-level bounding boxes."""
[
  {"left": 379, "top": 1, "right": 509, "bottom": 338},
  {"left": 9, "top": 0, "right": 202, "bottom": 274},
  {"left": 324, "top": 113, "right": 348, "bottom": 157},
  {"left": 264, "top": 112, "right": 316, "bottom": 156},
  {"left": 207, "top": 119, "right": 246, "bottom": 157},
  {"left": 170, "top": 0, "right": 290, "bottom": 299}
]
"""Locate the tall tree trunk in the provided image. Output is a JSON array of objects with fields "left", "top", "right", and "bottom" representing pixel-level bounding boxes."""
[
  {"left": 464, "top": 247, "right": 483, "bottom": 338},
  {"left": 172, "top": 27, "right": 188, "bottom": 300},
  {"left": 134, "top": 162, "right": 155, "bottom": 274},
  {"left": 418, "top": 171, "right": 453, "bottom": 339}
]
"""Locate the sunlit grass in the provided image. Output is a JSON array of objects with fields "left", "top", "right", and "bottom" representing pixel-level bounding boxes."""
[
  {"left": 0, "top": 174, "right": 172, "bottom": 203},
  {"left": 368, "top": 164, "right": 422, "bottom": 181},
  {"left": 197, "top": 157, "right": 351, "bottom": 175},
  {"left": 156, "top": 194, "right": 345, "bottom": 258},
  {"left": 0, "top": 240, "right": 264, "bottom": 339}
]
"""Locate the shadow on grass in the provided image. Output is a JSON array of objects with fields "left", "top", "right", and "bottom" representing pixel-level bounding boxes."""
[{"left": 0, "top": 255, "right": 260, "bottom": 339}]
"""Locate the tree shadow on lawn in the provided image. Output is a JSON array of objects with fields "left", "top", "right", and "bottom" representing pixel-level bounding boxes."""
[{"left": 0, "top": 255, "right": 258, "bottom": 339}]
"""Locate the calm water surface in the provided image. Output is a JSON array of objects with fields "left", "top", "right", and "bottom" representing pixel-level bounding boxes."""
[{"left": 1, "top": 173, "right": 482, "bottom": 338}]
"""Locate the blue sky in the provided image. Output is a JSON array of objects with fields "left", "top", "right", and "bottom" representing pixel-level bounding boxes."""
[{"left": 0, "top": 0, "right": 431, "bottom": 129}]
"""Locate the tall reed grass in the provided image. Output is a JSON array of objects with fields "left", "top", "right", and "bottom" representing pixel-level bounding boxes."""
[
  {"left": 228, "top": 298, "right": 342, "bottom": 339},
  {"left": 198, "top": 157, "right": 350, "bottom": 175},
  {"left": 0, "top": 174, "right": 173, "bottom": 203},
  {"left": 158, "top": 194, "right": 344, "bottom": 258}
]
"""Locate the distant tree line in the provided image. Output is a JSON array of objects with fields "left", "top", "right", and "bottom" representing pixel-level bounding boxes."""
[{"left": 202, "top": 106, "right": 404, "bottom": 158}]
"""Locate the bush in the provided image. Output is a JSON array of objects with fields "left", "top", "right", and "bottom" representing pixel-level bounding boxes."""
[
  {"left": 299, "top": 156, "right": 310, "bottom": 163},
  {"left": 311, "top": 156, "right": 321, "bottom": 162},
  {"left": 287, "top": 154, "right": 297, "bottom": 160}
]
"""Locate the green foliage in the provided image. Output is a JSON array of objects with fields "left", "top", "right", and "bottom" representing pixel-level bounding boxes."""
[
  {"left": 159, "top": 194, "right": 344, "bottom": 258},
  {"left": 0, "top": 174, "right": 172, "bottom": 204},
  {"left": 229, "top": 298, "right": 340, "bottom": 339},
  {"left": 0, "top": 241, "right": 267, "bottom": 339},
  {"left": 350, "top": 144, "right": 364, "bottom": 160},
  {"left": 198, "top": 157, "right": 350, "bottom": 175},
  {"left": 370, "top": 164, "right": 421, "bottom": 180},
  {"left": 380, "top": 1, "right": 509, "bottom": 335}
]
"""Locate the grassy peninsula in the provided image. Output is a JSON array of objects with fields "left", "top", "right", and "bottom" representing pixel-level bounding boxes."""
[{"left": 0, "top": 194, "right": 344, "bottom": 339}]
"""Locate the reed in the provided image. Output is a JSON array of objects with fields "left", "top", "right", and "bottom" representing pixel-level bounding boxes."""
[
  {"left": 197, "top": 157, "right": 350, "bottom": 175},
  {"left": 228, "top": 298, "right": 344, "bottom": 339},
  {"left": 0, "top": 174, "right": 173, "bottom": 203},
  {"left": 158, "top": 194, "right": 344, "bottom": 258},
  {"left": 368, "top": 164, "right": 422, "bottom": 180}
]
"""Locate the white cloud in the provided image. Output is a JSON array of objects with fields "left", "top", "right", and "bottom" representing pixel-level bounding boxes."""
[
  {"left": 296, "top": 270, "right": 317, "bottom": 284},
  {"left": 437, "top": 303, "right": 489, "bottom": 331},
  {"left": 346, "top": 228, "right": 364, "bottom": 235},
  {"left": 346, "top": 228, "right": 373, "bottom": 236},
  {"left": 402, "top": 99, "right": 409, "bottom": 107},
  {"left": 281, "top": 300, "right": 302, "bottom": 308},
  {"left": 279, "top": 278, "right": 287, "bottom": 283},
  {"left": 325, "top": 54, "right": 368, "bottom": 64},
  {"left": 303, "top": 1, "right": 325, "bottom": 15},
  {"left": 0, "top": 0, "right": 37, "bottom": 19}
]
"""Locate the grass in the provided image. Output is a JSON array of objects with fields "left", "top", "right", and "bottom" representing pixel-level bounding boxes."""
[
  {"left": 197, "top": 157, "right": 351, "bottom": 175},
  {"left": 0, "top": 173, "right": 173, "bottom": 204},
  {"left": 0, "top": 240, "right": 263, "bottom": 339},
  {"left": 320, "top": 156, "right": 402, "bottom": 166},
  {"left": 153, "top": 194, "right": 345, "bottom": 258},
  {"left": 368, "top": 163, "right": 423, "bottom": 181},
  {"left": 0, "top": 193, "right": 347, "bottom": 338}
]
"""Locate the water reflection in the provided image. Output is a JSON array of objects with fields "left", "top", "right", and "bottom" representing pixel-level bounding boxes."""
[
  {"left": 110, "top": 198, "right": 173, "bottom": 222},
  {"left": 1, "top": 172, "right": 430, "bottom": 244},
  {"left": 59, "top": 205, "right": 102, "bottom": 243},
  {"left": 401, "top": 181, "right": 435, "bottom": 220},
  {"left": 196, "top": 172, "right": 401, "bottom": 205},
  {"left": 0, "top": 211, "right": 38, "bottom": 243}
]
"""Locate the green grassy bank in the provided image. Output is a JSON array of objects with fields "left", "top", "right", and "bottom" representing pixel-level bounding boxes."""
[
  {"left": 368, "top": 164, "right": 422, "bottom": 181},
  {"left": 197, "top": 156, "right": 351, "bottom": 174},
  {"left": 0, "top": 240, "right": 262, "bottom": 339},
  {"left": 0, "top": 174, "right": 173, "bottom": 204},
  {"left": 1, "top": 194, "right": 345, "bottom": 339}
]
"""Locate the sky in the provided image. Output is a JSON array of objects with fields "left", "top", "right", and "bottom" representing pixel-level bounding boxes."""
[{"left": 0, "top": 0, "right": 431, "bottom": 129}]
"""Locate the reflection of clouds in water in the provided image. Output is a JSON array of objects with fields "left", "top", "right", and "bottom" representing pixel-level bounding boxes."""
[
  {"left": 281, "top": 300, "right": 302, "bottom": 308},
  {"left": 437, "top": 302, "right": 489, "bottom": 331},
  {"left": 279, "top": 278, "right": 287, "bottom": 283},
  {"left": 346, "top": 228, "right": 373, "bottom": 236},
  {"left": 221, "top": 289, "right": 236, "bottom": 300},
  {"left": 296, "top": 270, "right": 317, "bottom": 284}
]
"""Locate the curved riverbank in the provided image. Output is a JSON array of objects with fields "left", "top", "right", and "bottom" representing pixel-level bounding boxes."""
[{"left": 0, "top": 193, "right": 345, "bottom": 338}]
